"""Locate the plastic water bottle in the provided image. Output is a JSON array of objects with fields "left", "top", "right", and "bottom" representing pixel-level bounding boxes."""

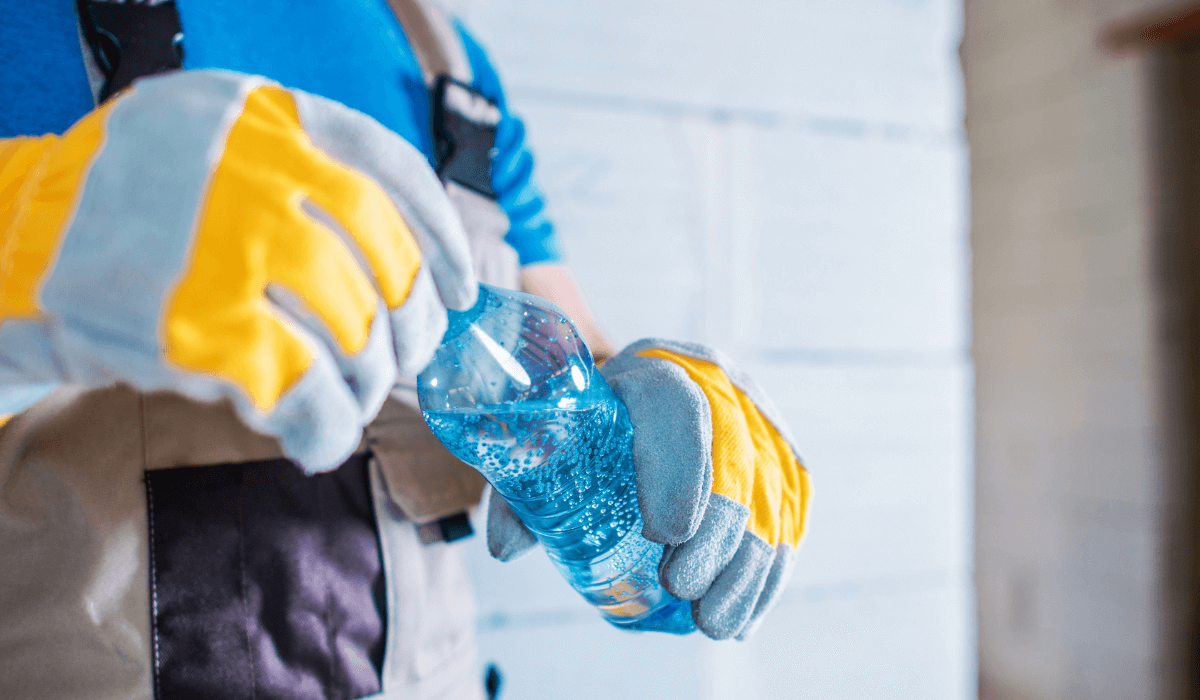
[{"left": 417, "top": 284, "right": 695, "bottom": 634}]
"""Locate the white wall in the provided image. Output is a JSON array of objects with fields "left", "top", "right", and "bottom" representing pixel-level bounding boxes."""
[{"left": 449, "top": 1, "right": 972, "bottom": 697}]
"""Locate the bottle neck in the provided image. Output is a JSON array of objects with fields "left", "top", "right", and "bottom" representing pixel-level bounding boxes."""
[{"left": 442, "top": 283, "right": 491, "bottom": 344}]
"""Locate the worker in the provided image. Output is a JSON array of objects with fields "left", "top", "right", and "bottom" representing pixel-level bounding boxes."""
[{"left": 0, "top": 1, "right": 812, "bottom": 698}]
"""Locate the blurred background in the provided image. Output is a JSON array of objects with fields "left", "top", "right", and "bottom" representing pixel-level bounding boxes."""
[{"left": 442, "top": 0, "right": 1200, "bottom": 698}]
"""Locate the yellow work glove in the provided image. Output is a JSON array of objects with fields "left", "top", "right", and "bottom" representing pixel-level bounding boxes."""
[
  {"left": 0, "top": 70, "right": 476, "bottom": 471},
  {"left": 487, "top": 338, "right": 811, "bottom": 639}
]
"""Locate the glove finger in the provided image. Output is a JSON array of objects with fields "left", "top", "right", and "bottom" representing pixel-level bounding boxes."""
[
  {"left": 222, "top": 276, "right": 375, "bottom": 471},
  {"left": 486, "top": 488, "right": 538, "bottom": 561},
  {"left": 735, "top": 543, "right": 797, "bottom": 641},
  {"left": 692, "top": 532, "right": 775, "bottom": 640},
  {"left": 260, "top": 349, "right": 365, "bottom": 473},
  {"left": 292, "top": 90, "right": 478, "bottom": 312},
  {"left": 658, "top": 493, "right": 748, "bottom": 600},
  {"left": 289, "top": 192, "right": 446, "bottom": 380},
  {"left": 387, "top": 266, "right": 448, "bottom": 377},
  {"left": 601, "top": 352, "right": 712, "bottom": 545},
  {"left": 263, "top": 278, "right": 397, "bottom": 424}
]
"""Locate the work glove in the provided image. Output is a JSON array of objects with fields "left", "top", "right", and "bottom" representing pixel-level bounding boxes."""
[
  {"left": 487, "top": 339, "right": 812, "bottom": 640},
  {"left": 0, "top": 69, "right": 476, "bottom": 471}
]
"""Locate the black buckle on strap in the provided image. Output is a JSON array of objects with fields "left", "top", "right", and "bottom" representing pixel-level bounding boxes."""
[
  {"left": 76, "top": 0, "right": 184, "bottom": 103},
  {"left": 415, "top": 511, "right": 475, "bottom": 544},
  {"left": 432, "top": 75, "right": 501, "bottom": 198}
]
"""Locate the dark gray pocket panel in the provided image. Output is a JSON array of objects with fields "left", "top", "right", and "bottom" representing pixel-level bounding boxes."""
[{"left": 145, "top": 453, "right": 385, "bottom": 700}]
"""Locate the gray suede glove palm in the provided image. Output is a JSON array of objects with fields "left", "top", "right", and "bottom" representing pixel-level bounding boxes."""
[{"left": 487, "top": 339, "right": 812, "bottom": 640}]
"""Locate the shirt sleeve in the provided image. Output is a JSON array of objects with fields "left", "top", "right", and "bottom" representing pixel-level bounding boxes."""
[{"left": 454, "top": 23, "right": 563, "bottom": 266}]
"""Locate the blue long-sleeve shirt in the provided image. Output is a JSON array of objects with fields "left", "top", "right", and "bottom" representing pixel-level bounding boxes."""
[{"left": 0, "top": 0, "right": 561, "bottom": 265}]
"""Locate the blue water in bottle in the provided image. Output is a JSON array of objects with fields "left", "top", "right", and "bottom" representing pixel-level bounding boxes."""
[{"left": 418, "top": 284, "right": 695, "bottom": 634}]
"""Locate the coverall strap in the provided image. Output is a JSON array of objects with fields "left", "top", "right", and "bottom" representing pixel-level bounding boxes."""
[{"left": 384, "top": 0, "right": 473, "bottom": 85}]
